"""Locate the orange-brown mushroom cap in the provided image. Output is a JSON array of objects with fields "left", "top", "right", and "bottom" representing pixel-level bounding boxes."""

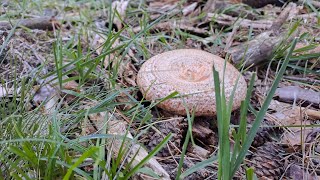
[{"left": 137, "top": 49, "right": 247, "bottom": 116}]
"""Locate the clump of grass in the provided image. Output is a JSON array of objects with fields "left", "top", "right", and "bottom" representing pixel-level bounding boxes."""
[
  {"left": 0, "top": 1, "right": 176, "bottom": 179},
  {"left": 177, "top": 38, "right": 298, "bottom": 179}
]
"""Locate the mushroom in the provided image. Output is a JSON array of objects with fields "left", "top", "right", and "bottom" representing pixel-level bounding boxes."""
[{"left": 137, "top": 49, "right": 247, "bottom": 116}]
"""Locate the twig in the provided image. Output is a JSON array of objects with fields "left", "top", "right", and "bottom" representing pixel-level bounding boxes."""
[
  {"left": 298, "top": 0, "right": 320, "bottom": 8},
  {"left": 242, "top": 0, "right": 292, "bottom": 8},
  {"left": 132, "top": 21, "right": 208, "bottom": 35},
  {"left": 207, "top": 13, "right": 273, "bottom": 29},
  {"left": 270, "top": 3, "right": 294, "bottom": 34},
  {"left": 284, "top": 76, "right": 320, "bottom": 84},
  {"left": 224, "top": 24, "right": 239, "bottom": 52},
  {"left": 226, "top": 3, "right": 298, "bottom": 67},
  {"left": 0, "top": 17, "right": 60, "bottom": 30}
]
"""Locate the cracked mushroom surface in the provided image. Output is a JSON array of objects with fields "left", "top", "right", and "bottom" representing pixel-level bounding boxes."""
[{"left": 137, "top": 49, "right": 247, "bottom": 116}]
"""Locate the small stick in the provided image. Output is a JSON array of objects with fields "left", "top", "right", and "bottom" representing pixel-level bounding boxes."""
[
  {"left": 224, "top": 24, "right": 239, "bottom": 52},
  {"left": 132, "top": 21, "right": 208, "bottom": 35},
  {"left": 226, "top": 3, "right": 297, "bottom": 67},
  {"left": 284, "top": 76, "right": 320, "bottom": 84},
  {"left": 0, "top": 17, "right": 60, "bottom": 30},
  {"left": 298, "top": 0, "right": 320, "bottom": 8},
  {"left": 207, "top": 13, "right": 273, "bottom": 29}
]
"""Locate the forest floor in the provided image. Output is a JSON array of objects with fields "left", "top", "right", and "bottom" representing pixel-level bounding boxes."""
[{"left": 0, "top": 0, "right": 320, "bottom": 179}]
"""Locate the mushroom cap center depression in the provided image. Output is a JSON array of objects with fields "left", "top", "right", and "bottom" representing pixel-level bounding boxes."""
[
  {"left": 151, "top": 56, "right": 215, "bottom": 93},
  {"left": 176, "top": 59, "right": 211, "bottom": 82}
]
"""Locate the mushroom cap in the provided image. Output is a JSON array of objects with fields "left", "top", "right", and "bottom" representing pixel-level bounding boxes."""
[{"left": 137, "top": 49, "right": 247, "bottom": 116}]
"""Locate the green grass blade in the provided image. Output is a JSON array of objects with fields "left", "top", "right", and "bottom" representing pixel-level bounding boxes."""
[
  {"left": 231, "top": 38, "right": 298, "bottom": 176},
  {"left": 213, "top": 68, "right": 224, "bottom": 179},
  {"left": 136, "top": 167, "right": 160, "bottom": 179},
  {"left": 246, "top": 167, "right": 258, "bottom": 180},
  {"left": 176, "top": 111, "right": 195, "bottom": 179},
  {"left": 179, "top": 155, "right": 218, "bottom": 179},
  {"left": 231, "top": 73, "right": 255, "bottom": 165},
  {"left": 63, "top": 146, "right": 99, "bottom": 180}
]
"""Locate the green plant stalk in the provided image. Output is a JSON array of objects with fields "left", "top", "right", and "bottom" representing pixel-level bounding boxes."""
[
  {"left": 231, "top": 73, "right": 255, "bottom": 166},
  {"left": 176, "top": 110, "right": 195, "bottom": 179},
  {"left": 213, "top": 68, "right": 226, "bottom": 180},
  {"left": 245, "top": 167, "right": 258, "bottom": 180},
  {"left": 215, "top": 57, "right": 241, "bottom": 179},
  {"left": 53, "top": 36, "right": 63, "bottom": 89}
]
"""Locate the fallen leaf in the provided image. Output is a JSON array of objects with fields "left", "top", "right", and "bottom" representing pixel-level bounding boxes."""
[
  {"left": 0, "top": 84, "right": 8, "bottom": 97},
  {"left": 268, "top": 100, "right": 320, "bottom": 120},
  {"left": 267, "top": 100, "right": 319, "bottom": 149},
  {"left": 281, "top": 126, "right": 313, "bottom": 148},
  {"left": 119, "top": 60, "right": 137, "bottom": 86},
  {"left": 33, "top": 84, "right": 58, "bottom": 114},
  {"left": 85, "top": 111, "right": 170, "bottom": 179},
  {"left": 286, "top": 164, "right": 318, "bottom": 180},
  {"left": 182, "top": 2, "right": 197, "bottom": 16},
  {"left": 112, "top": 0, "right": 129, "bottom": 30},
  {"left": 295, "top": 42, "right": 320, "bottom": 54},
  {"left": 148, "top": 0, "right": 178, "bottom": 13}
]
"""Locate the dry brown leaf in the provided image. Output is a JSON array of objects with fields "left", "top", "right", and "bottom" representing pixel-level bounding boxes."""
[
  {"left": 272, "top": 101, "right": 320, "bottom": 121},
  {"left": 120, "top": 60, "right": 138, "bottom": 86},
  {"left": 84, "top": 110, "right": 170, "bottom": 179},
  {"left": 281, "top": 126, "right": 313, "bottom": 148},
  {"left": 182, "top": 2, "right": 197, "bottom": 16},
  {"left": 63, "top": 80, "right": 80, "bottom": 92},
  {"left": 266, "top": 100, "right": 319, "bottom": 149},
  {"left": 115, "top": 59, "right": 138, "bottom": 110},
  {"left": 92, "top": 34, "right": 107, "bottom": 56},
  {"left": 33, "top": 84, "right": 59, "bottom": 114},
  {"left": 61, "top": 80, "right": 81, "bottom": 105},
  {"left": 268, "top": 99, "right": 320, "bottom": 121},
  {"left": 112, "top": 0, "right": 129, "bottom": 30},
  {"left": 92, "top": 33, "right": 120, "bottom": 71},
  {"left": 295, "top": 42, "right": 320, "bottom": 54},
  {"left": 286, "top": 164, "right": 318, "bottom": 180},
  {"left": 105, "top": 113, "right": 171, "bottom": 179},
  {"left": 115, "top": 86, "right": 136, "bottom": 111},
  {"left": 0, "top": 84, "right": 8, "bottom": 97},
  {"left": 148, "top": 0, "right": 178, "bottom": 12}
]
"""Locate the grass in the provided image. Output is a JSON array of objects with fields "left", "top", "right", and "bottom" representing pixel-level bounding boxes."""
[
  {"left": 0, "top": 1, "right": 175, "bottom": 179},
  {"left": 174, "top": 37, "right": 296, "bottom": 179},
  {"left": 1, "top": 0, "right": 320, "bottom": 179}
]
